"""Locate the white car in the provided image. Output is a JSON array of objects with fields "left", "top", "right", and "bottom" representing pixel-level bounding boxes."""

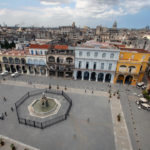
[
  {"left": 0, "top": 71, "right": 9, "bottom": 76},
  {"left": 11, "top": 72, "right": 20, "bottom": 77}
]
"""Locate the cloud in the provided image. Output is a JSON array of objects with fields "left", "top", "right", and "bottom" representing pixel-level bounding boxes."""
[
  {"left": 40, "top": 0, "right": 72, "bottom": 5},
  {"left": 0, "top": 0, "right": 150, "bottom": 27}
]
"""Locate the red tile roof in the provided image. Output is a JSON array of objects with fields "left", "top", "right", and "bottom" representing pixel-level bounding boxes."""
[
  {"left": 29, "top": 44, "right": 50, "bottom": 49},
  {"left": 54, "top": 45, "right": 68, "bottom": 50},
  {"left": 120, "top": 48, "right": 149, "bottom": 53}
]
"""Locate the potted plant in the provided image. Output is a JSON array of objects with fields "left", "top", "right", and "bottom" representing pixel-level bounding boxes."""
[
  {"left": 10, "top": 144, "right": 16, "bottom": 150},
  {"left": 57, "top": 84, "right": 59, "bottom": 90},
  {"left": 109, "top": 94, "right": 112, "bottom": 98},
  {"left": 65, "top": 85, "right": 67, "bottom": 90},
  {"left": 0, "top": 138, "right": 5, "bottom": 146}
]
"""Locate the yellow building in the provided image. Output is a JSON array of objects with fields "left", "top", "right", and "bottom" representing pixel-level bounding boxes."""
[{"left": 114, "top": 48, "right": 150, "bottom": 86}]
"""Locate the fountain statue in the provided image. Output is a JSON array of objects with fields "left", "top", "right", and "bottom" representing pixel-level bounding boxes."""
[{"left": 40, "top": 92, "right": 49, "bottom": 108}]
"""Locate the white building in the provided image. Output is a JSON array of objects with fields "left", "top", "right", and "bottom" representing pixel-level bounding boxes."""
[
  {"left": 26, "top": 44, "right": 50, "bottom": 75},
  {"left": 73, "top": 45, "right": 120, "bottom": 83}
]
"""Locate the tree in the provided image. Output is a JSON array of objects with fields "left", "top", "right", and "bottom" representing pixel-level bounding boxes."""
[{"left": 4, "top": 40, "right": 9, "bottom": 49}]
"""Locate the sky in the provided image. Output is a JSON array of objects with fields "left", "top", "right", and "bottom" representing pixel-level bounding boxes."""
[{"left": 0, "top": 0, "right": 150, "bottom": 28}]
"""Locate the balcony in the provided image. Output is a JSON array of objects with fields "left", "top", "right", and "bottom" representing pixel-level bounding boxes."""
[{"left": 47, "top": 50, "right": 74, "bottom": 56}]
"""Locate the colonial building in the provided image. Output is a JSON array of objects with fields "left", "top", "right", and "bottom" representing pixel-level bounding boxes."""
[
  {"left": 114, "top": 48, "right": 150, "bottom": 85},
  {"left": 46, "top": 45, "right": 74, "bottom": 78},
  {"left": 73, "top": 44, "right": 120, "bottom": 83},
  {"left": 26, "top": 44, "right": 49, "bottom": 75},
  {"left": 0, "top": 50, "right": 27, "bottom": 73}
]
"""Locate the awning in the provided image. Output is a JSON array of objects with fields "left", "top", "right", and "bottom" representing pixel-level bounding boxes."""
[
  {"left": 141, "top": 103, "right": 150, "bottom": 108},
  {"left": 140, "top": 98, "right": 147, "bottom": 102}
]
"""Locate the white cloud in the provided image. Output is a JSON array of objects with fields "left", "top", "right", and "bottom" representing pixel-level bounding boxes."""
[{"left": 0, "top": 0, "right": 150, "bottom": 27}]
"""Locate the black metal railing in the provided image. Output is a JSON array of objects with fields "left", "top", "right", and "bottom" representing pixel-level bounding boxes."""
[{"left": 15, "top": 89, "right": 72, "bottom": 129}]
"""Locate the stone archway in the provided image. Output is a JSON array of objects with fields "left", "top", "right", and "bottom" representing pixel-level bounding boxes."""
[
  {"left": 0, "top": 64, "right": 2, "bottom": 72},
  {"left": 91, "top": 72, "right": 96, "bottom": 81},
  {"left": 34, "top": 67, "right": 40, "bottom": 75},
  {"left": 77, "top": 71, "right": 82, "bottom": 80},
  {"left": 84, "top": 71, "right": 89, "bottom": 80},
  {"left": 125, "top": 75, "right": 133, "bottom": 85},
  {"left": 117, "top": 74, "right": 124, "bottom": 84},
  {"left": 5, "top": 64, "right": 10, "bottom": 72},
  {"left": 105, "top": 73, "right": 111, "bottom": 82},
  {"left": 10, "top": 65, "right": 16, "bottom": 73},
  {"left": 29, "top": 66, "right": 34, "bottom": 74},
  {"left": 98, "top": 73, "right": 104, "bottom": 82},
  {"left": 16, "top": 65, "right": 22, "bottom": 73},
  {"left": 22, "top": 66, "right": 27, "bottom": 73},
  {"left": 40, "top": 68, "right": 46, "bottom": 75}
]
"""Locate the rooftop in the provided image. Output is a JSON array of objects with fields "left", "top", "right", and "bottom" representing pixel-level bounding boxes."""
[
  {"left": 120, "top": 48, "right": 150, "bottom": 53},
  {"left": 29, "top": 44, "right": 50, "bottom": 49},
  {"left": 0, "top": 50, "right": 28, "bottom": 56}
]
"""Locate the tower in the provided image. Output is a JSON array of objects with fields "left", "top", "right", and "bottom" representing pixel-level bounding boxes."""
[{"left": 113, "top": 21, "right": 117, "bottom": 29}]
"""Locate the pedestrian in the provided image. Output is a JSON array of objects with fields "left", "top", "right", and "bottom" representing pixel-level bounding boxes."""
[
  {"left": 4, "top": 112, "right": 7, "bottom": 117},
  {"left": 92, "top": 90, "right": 94, "bottom": 94},
  {"left": 85, "top": 89, "right": 86, "bottom": 93},
  {"left": 3, "top": 97, "right": 6, "bottom": 102},
  {"left": 11, "top": 107, "right": 14, "bottom": 112}
]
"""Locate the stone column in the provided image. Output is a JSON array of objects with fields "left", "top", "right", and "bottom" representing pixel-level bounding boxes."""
[
  {"left": 73, "top": 70, "right": 77, "bottom": 80},
  {"left": 89, "top": 72, "right": 91, "bottom": 81},
  {"left": 46, "top": 68, "right": 48, "bottom": 77},
  {"left": 103, "top": 73, "right": 105, "bottom": 83},
  {"left": 82, "top": 71, "right": 84, "bottom": 80},
  {"left": 111, "top": 74, "right": 114, "bottom": 83},
  {"left": 96, "top": 72, "right": 98, "bottom": 82}
]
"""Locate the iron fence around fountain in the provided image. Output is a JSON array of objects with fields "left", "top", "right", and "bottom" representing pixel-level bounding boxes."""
[{"left": 15, "top": 89, "right": 72, "bottom": 129}]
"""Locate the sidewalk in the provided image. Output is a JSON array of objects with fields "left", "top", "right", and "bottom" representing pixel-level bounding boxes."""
[{"left": 110, "top": 94, "right": 133, "bottom": 150}]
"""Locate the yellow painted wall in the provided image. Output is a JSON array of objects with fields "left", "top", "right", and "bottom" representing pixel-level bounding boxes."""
[{"left": 114, "top": 50, "right": 150, "bottom": 86}]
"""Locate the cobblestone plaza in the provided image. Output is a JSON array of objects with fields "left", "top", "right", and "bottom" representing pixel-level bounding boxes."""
[{"left": 0, "top": 75, "right": 150, "bottom": 150}]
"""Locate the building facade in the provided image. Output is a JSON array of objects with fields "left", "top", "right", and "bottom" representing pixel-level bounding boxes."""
[
  {"left": 0, "top": 50, "right": 27, "bottom": 74},
  {"left": 114, "top": 48, "right": 150, "bottom": 85},
  {"left": 26, "top": 44, "right": 49, "bottom": 75},
  {"left": 73, "top": 46, "right": 120, "bottom": 83},
  {"left": 46, "top": 45, "right": 74, "bottom": 78}
]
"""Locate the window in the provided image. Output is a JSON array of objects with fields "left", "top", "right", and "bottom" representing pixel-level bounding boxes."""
[
  {"left": 94, "top": 52, "right": 98, "bottom": 57},
  {"left": 79, "top": 51, "right": 82, "bottom": 56},
  {"left": 102, "top": 53, "right": 106, "bottom": 58},
  {"left": 120, "top": 54, "right": 123, "bottom": 58},
  {"left": 40, "top": 51, "right": 43, "bottom": 55},
  {"left": 31, "top": 50, "right": 34, "bottom": 55},
  {"left": 35, "top": 51, "right": 38, "bottom": 55},
  {"left": 108, "top": 63, "right": 112, "bottom": 70},
  {"left": 79, "top": 61, "right": 82, "bottom": 68},
  {"left": 101, "top": 63, "right": 104, "bottom": 69},
  {"left": 142, "top": 55, "right": 145, "bottom": 60},
  {"left": 131, "top": 55, "right": 134, "bottom": 59},
  {"left": 86, "top": 62, "right": 89, "bottom": 69},
  {"left": 93, "top": 62, "right": 96, "bottom": 70},
  {"left": 87, "top": 52, "right": 90, "bottom": 57},
  {"left": 110, "top": 53, "right": 114, "bottom": 59}
]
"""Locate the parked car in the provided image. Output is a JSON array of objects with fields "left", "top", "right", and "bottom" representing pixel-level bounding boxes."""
[
  {"left": 136, "top": 82, "right": 145, "bottom": 88},
  {"left": 11, "top": 72, "right": 20, "bottom": 78},
  {"left": 0, "top": 71, "right": 9, "bottom": 76}
]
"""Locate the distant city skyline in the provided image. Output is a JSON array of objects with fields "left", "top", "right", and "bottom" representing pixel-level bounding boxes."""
[{"left": 0, "top": 0, "right": 150, "bottom": 29}]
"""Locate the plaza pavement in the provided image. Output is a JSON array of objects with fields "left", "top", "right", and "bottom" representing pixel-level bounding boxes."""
[
  {"left": 0, "top": 81, "right": 115, "bottom": 150},
  {"left": 0, "top": 74, "right": 150, "bottom": 150}
]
